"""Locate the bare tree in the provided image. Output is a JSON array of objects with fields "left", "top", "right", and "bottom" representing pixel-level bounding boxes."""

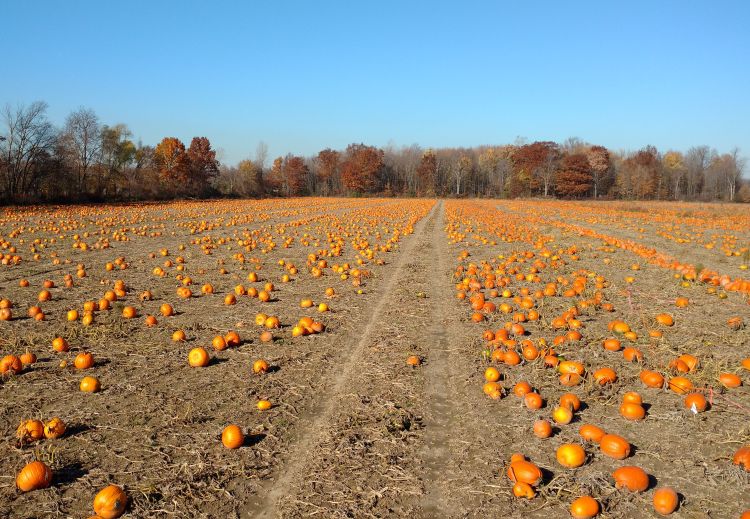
[
  {"left": 0, "top": 101, "right": 57, "bottom": 200},
  {"left": 61, "top": 107, "right": 101, "bottom": 195},
  {"left": 685, "top": 146, "right": 713, "bottom": 199}
]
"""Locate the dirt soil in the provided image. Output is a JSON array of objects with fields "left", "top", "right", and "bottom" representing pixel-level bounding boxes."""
[{"left": 0, "top": 198, "right": 748, "bottom": 518}]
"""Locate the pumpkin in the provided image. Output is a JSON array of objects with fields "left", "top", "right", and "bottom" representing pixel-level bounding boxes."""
[
  {"left": 172, "top": 330, "right": 186, "bottom": 342},
  {"left": 533, "top": 419, "right": 552, "bottom": 438},
  {"left": 221, "top": 424, "right": 244, "bottom": 449},
  {"left": 74, "top": 352, "right": 95, "bottom": 369},
  {"left": 253, "top": 359, "right": 270, "bottom": 374},
  {"left": 121, "top": 306, "right": 137, "bottom": 318},
  {"left": 16, "top": 461, "right": 52, "bottom": 492},
  {"left": 668, "top": 376, "right": 693, "bottom": 394},
  {"left": 640, "top": 370, "right": 665, "bottom": 389},
  {"left": 80, "top": 376, "right": 101, "bottom": 393},
  {"left": 524, "top": 392, "right": 543, "bottom": 409},
  {"left": 718, "top": 373, "right": 742, "bottom": 388},
  {"left": 1, "top": 354, "right": 23, "bottom": 374},
  {"left": 733, "top": 445, "right": 750, "bottom": 471},
  {"left": 93, "top": 484, "right": 128, "bottom": 519},
  {"left": 653, "top": 487, "right": 679, "bottom": 515},
  {"left": 621, "top": 391, "right": 642, "bottom": 405},
  {"left": 683, "top": 392, "right": 708, "bottom": 413},
  {"left": 225, "top": 331, "right": 241, "bottom": 346},
  {"left": 52, "top": 337, "right": 70, "bottom": 353},
  {"left": 259, "top": 331, "right": 274, "bottom": 343},
  {"left": 655, "top": 313, "right": 674, "bottom": 326},
  {"left": 619, "top": 402, "right": 646, "bottom": 420},
  {"left": 17, "top": 419, "right": 45, "bottom": 443},
  {"left": 484, "top": 367, "right": 501, "bottom": 382},
  {"left": 507, "top": 458, "right": 542, "bottom": 486},
  {"left": 599, "top": 434, "right": 630, "bottom": 459},
  {"left": 560, "top": 392, "right": 581, "bottom": 411},
  {"left": 188, "top": 347, "right": 210, "bottom": 367},
  {"left": 257, "top": 400, "right": 272, "bottom": 410},
  {"left": 406, "top": 355, "right": 421, "bottom": 367},
  {"left": 612, "top": 466, "right": 649, "bottom": 492},
  {"left": 578, "top": 424, "right": 605, "bottom": 444},
  {"left": 212, "top": 335, "right": 228, "bottom": 351},
  {"left": 44, "top": 417, "right": 67, "bottom": 439},
  {"left": 593, "top": 367, "right": 617, "bottom": 385},
  {"left": 552, "top": 406, "right": 573, "bottom": 425},
  {"left": 513, "top": 381, "right": 532, "bottom": 397},
  {"left": 512, "top": 481, "right": 535, "bottom": 499},
  {"left": 622, "top": 347, "right": 643, "bottom": 362},
  {"left": 556, "top": 443, "right": 586, "bottom": 468},
  {"left": 20, "top": 351, "right": 37, "bottom": 365},
  {"left": 570, "top": 495, "right": 599, "bottom": 519}
]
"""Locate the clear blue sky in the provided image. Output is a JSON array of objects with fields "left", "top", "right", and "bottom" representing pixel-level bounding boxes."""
[{"left": 2, "top": 0, "right": 749, "bottom": 164}]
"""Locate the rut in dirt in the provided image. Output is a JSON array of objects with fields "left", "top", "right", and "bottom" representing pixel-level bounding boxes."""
[{"left": 248, "top": 201, "right": 442, "bottom": 518}]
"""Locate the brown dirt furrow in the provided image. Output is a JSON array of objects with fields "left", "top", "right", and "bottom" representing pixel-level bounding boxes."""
[{"left": 249, "top": 201, "right": 439, "bottom": 518}]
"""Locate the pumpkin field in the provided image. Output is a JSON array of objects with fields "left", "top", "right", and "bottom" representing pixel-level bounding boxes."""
[{"left": 1, "top": 197, "right": 749, "bottom": 519}]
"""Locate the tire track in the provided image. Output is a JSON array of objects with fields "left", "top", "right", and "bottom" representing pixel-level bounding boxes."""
[{"left": 249, "top": 200, "right": 439, "bottom": 518}]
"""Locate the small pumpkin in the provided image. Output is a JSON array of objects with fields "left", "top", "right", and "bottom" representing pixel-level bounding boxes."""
[
  {"left": 556, "top": 443, "right": 586, "bottom": 468},
  {"left": 17, "top": 419, "right": 45, "bottom": 443},
  {"left": 733, "top": 445, "right": 750, "bottom": 471},
  {"left": 74, "top": 352, "right": 94, "bottom": 370},
  {"left": 533, "top": 419, "right": 552, "bottom": 439},
  {"left": 16, "top": 461, "right": 52, "bottom": 492},
  {"left": 578, "top": 424, "right": 605, "bottom": 444},
  {"left": 188, "top": 347, "right": 210, "bottom": 367},
  {"left": 619, "top": 402, "right": 646, "bottom": 421},
  {"left": 570, "top": 495, "right": 600, "bottom": 519},
  {"left": 253, "top": 359, "right": 270, "bottom": 374},
  {"left": 599, "top": 433, "right": 631, "bottom": 459},
  {"left": 257, "top": 400, "right": 272, "bottom": 411},
  {"left": 640, "top": 369, "right": 664, "bottom": 388},
  {"left": 44, "top": 417, "right": 67, "bottom": 439},
  {"left": 684, "top": 392, "right": 708, "bottom": 413},
  {"left": 507, "top": 457, "right": 542, "bottom": 486},
  {"left": 1, "top": 354, "right": 23, "bottom": 374},
  {"left": 612, "top": 465, "right": 649, "bottom": 492},
  {"left": 653, "top": 487, "right": 679, "bottom": 515},
  {"left": 80, "top": 376, "right": 101, "bottom": 393},
  {"left": 221, "top": 424, "right": 244, "bottom": 449},
  {"left": 93, "top": 484, "right": 128, "bottom": 519},
  {"left": 512, "top": 481, "right": 535, "bottom": 499}
]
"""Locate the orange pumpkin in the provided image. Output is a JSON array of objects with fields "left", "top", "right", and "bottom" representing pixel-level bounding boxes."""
[
  {"left": 653, "top": 487, "right": 679, "bottom": 515},
  {"left": 570, "top": 495, "right": 600, "bottom": 519},
  {"left": 16, "top": 461, "right": 52, "bottom": 492},
  {"left": 221, "top": 424, "right": 245, "bottom": 449},
  {"left": 612, "top": 466, "right": 649, "bottom": 492},
  {"left": 93, "top": 484, "right": 128, "bottom": 518},
  {"left": 600, "top": 434, "right": 631, "bottom": 459}
]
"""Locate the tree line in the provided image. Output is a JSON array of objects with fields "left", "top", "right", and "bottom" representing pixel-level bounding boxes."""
[{"left": 2, "top": 101, "right": 747, "bottom": 204}]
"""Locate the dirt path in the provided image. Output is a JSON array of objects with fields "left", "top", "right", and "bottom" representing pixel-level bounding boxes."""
[{"left": 249, "top": 201, "right": 442, "bottom": 518}]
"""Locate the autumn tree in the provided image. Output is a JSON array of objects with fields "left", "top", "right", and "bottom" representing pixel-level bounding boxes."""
[
  {"left": 282, "top": 154, "right": 309, "bottom": 196},
  {"left": 617, "top": 146, "right": 661, "bottom": 199},
  {"left": 555, "top": 153, "right": 593, "bottom": 197},
  {"left": 340, "top": 143, "right": 384, "bottom": 194},
  {"left": 153, "top": 137, "right": 189, "bottom": 194},
  {"left": 662, "top": 151, "right": 685, "bottom": 200},
  {"left": 510, "top": 141, "right": 558, "bottom": 197},
  {"left": 416, "top": 149, "right": 437, "bottom": 195},
  {"left": 315, "top": 148, "right": 340, "bottom": 195},
  {"left": 186, "top": 137, "right": 219, "bottom": 196},
  {"left": 586, "top": 145, "right": 611, "bottom": 199}
]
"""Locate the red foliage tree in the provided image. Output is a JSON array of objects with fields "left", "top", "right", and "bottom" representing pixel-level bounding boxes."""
[
  {"left": 315, "top": 148, "right": 340, "bottom": 195},
  {"left": 510, "top": 141, "right": 559, "bottom": 197},
  {"left": 340, "top": 143, "right": 384, "bottom": 194},
  {"left": 282, "top": 154, "right": 309, "bottom": 196},
  {"left": 555, "top": 153, "right": 593, "bottom": 197},
  {"left": 186, "top": 137, "right": 219, "bottom": 195}
]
